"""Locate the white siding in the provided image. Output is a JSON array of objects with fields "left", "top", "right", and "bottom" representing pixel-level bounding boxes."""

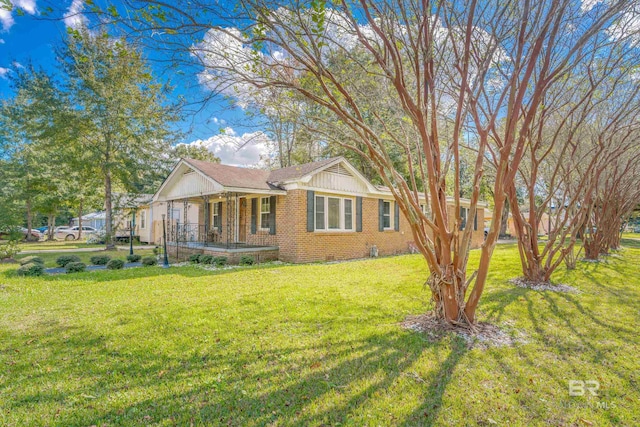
[
  {"left": 161, "top": 165, "right": 222, "bottom": 200},
  {"left": 308, "top": 170, "right": 369, "bottom": 194}
]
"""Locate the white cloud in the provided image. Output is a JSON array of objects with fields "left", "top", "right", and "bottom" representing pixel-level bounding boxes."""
[
  {"left": 0, "top": 38, "right": 4, "bottom": 43},
  {"left": 12, "top": 60, "right": 23, "bottom": 68},
  {"left": 64, "top": 0, "right": 87, "bottom": 30},
  {"left": 183, "top": 127, "right": 273, "bottom": 167},
  {"left": 1, "top": 0, "right": 37, "bottom": 32},
  {"left": 0, "top": 67, "right": 10, "bottom": 79}
]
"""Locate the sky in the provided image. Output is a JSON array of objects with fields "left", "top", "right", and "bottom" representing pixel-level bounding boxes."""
[{"left": 0, "top": 0, "right": 272, "bottom": 166}]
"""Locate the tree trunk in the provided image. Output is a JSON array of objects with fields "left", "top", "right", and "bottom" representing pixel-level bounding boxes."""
[
  {"left": 499, "top": 198, "right": 510, "bottom": 237},
  {"left": 25, "top": 199, "right": 33, "bottom": 241},
  {"left": 78, "top": 199, "right": 84, "bottom": 240},
  {"left": 104, "top": 170, "right": 114, "bottom": 250}
]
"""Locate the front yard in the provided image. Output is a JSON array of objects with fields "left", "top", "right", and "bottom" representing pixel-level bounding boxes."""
[{"left": 1, "top": 243, "right": 638, "bottom": 426}]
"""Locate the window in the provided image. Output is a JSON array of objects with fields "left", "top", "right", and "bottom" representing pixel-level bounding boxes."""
[
  {"left": 140, "top": 210, "right": 146, "bottom": 229},
  {"left": 460, "top": 207, "right": 478, "bottom": 231},
  {"left": 315, "top": 195, "right": 354, "bottom": 231},
  {"left": 260, "top": 197, "right": 270, "bottom": 230},
  {"left": 344, "top": 199, "right": 353, "bottom": 230},
  {"left": 383, "top": 201, "right": 392, "bottom": 229},
  {"left": 212, "top": 203, "right": 221, "bottom": 229},
  {"left": 315, "top": 196, "right": 325, "bottom": 230},
  {"left": 171, "top": 208, "right": 181, "bottom": 222}
]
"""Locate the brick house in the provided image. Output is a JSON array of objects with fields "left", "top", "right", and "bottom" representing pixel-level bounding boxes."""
[{"left": 142, "top": 157, "right": 487, "bottom": 263}]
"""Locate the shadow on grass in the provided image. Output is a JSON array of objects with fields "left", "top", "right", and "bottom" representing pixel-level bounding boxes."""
[{"left": 2, "top": 318, "right": 468, "bottom": 426}]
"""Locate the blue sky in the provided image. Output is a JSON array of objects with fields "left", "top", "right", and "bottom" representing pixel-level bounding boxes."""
[{"left": 0, "top": 0, "right": 272, "bottom": 166}]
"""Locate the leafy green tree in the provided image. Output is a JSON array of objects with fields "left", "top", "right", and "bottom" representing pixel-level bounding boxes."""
[
  {"left": 60, "top": 29, "right": 178, "bottom": 246},
  {"left": 172, "top": 143, "right": 220, "bottom": 163}
]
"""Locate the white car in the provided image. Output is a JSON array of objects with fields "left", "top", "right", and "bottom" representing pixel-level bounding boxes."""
[{"left": 55, "top": 226, "right": 98, "bottom": 241}]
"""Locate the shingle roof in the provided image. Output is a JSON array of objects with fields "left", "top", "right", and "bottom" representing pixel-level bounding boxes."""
[
  {"left": 267, "top": 157, "right": 341, "bottom": 183},
  {"left": 182, "top": 157, "right": 342, "bottom": 190}
]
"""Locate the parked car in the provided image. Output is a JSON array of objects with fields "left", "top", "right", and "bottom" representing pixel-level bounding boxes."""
[
  {"left": 17, "top": 227, "right": 42, "bottom": 241},
  {"left": 55, "top": 226, "right": 98, "bottom": 241},
  {"left": 35, "top": 226, "right": 49, "bottom": 234}
]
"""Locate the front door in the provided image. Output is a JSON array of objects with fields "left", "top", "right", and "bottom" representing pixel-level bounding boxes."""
[{"left": 238, "top": 198, "right": 247, "bottom": 242}]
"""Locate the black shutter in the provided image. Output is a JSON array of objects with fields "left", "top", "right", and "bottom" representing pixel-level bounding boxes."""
[
  {"left": 269, "top": 196, "right": 276, "bottom": 235},
  {"left": 251, "top": 198, "right": 257, "bottom": 234},
  {"left": 474, "top": 211, "right": 478, "bottom": 231},
  {"left": 217, "top": 201, "right": 223, "bottom": 233},
  {"left": 378, "top": 199, "right": 384, "bottom": 231},
  {"left": 307, "top": 190, "right": 315, "bottom": 232},
  {"left": 356, "top": 196, "right": 363, "bottom": 232},
  {"left": 394, "top": 201, "right": 400, "bottom": 231}
]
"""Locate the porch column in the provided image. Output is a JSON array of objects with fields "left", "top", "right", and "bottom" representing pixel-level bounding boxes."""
[{"left": 203, "top": 195, "right": 210, "bottom": 240}]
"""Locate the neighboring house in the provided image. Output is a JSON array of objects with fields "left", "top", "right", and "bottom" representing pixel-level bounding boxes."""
[
  {"left": 71, "top": 211, "right": 106, "bottom": 230},
  {"left": 144, "top": 157, "right": 487, "bottom": 263}
]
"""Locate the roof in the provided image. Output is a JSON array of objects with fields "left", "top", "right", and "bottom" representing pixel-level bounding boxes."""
[
  {"left": 267, "top": 157, "right": 340, "bottom": 184},
  {"left": 183, "top": 157, "right": 341, "bottom": 190},
  {"left": 183, "top": 158, "right": 275, "bottom": 191}
]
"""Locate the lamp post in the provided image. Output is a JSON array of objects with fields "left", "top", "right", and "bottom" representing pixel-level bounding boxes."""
[
  {"left": 129, "top": 220, "right": 134, "bottom": 256},
  {"left": 162, "top": 214, "right": 169, "bottom": 268}
]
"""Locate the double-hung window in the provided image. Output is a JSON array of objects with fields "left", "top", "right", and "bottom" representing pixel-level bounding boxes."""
[
  {"left": 212, "top": 203, "right": 221, "bottom": 229},
  {"left": 314, "top": 195, "right": 354, "bottom": 231},
  {"left": 383, "top": 201, "right": 392, "bottom": 229},
  {"left": 260, "top": 197, "right": 270, "bottom": 230},
  {"left": 139, "top": 210, "right": 146, "bottom": 229}
]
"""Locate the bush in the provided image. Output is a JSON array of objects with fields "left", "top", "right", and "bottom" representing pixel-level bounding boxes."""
[
  {"left": 106, "top": 259, "right": 125, "bottom": 270},
  {"left": 86, "top": 230, "right": 107, "bottom": 244},
  {"left": 153, "top": 246, "right": 160, "bottom": 255},
  {"left": 65, "top": 262, "right": 86, "bottom": 273},
  {"left": 199, "top": 254, "right": 215, "bottom": 265},
  {"left": 126, "top": 254, "right": 142, "bottom": 263},
  {"left": 142, "top": 256, "right": 157, "bottom": 267},
  {"left": 239, "top": 255, "right": 255, "bottom": 266},
  {"left": 56, "top": 255, "right": 81, "bottom": 267},
  {"left": 189, "top": 254, "right": 202, "bottom": 263},
  {"left": 19, "top": 256, "right": 44, "bottom": 266},
  {"left": 214, "top": 256, "right": 228, "bottom": 267},
  {"left": 0, "top": 240, "right": 20, "bottom": 260},
  {"left": 17, "top": 262, "right": 44, "bottom": 277},
  {"left": 90, "top": 254, "right": 111, "bottom": 265}
]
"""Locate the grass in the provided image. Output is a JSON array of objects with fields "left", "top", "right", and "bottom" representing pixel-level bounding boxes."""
[
  {"left": 16, "top": 240, "right": 105, "bottom": 251},
  {"left": 1, "top": 244, "right": 638, "bottom": 426}
]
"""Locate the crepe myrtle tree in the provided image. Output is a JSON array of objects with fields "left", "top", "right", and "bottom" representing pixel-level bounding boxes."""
[
  {"left": 582, "top": 150, "right": 640, "bottom": 260},
  {"left": 505, "top": 45, "right": 640, "bottom": 283},
  {"left": 98, "top": 0, "right": 634, "bottom": 324}
]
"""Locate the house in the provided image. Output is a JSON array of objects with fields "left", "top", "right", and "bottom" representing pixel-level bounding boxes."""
[{"left": 143, "top": 157, "right": 487, "bottom": 263}]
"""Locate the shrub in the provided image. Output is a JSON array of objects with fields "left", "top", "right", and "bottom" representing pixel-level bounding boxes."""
[
  {"left": 189, "top": 254, "right": 202, "bottom": 263},
  {"left": 142, "top": 256, "right": 157, "bottom": 267},
  {"left": 153, "top": 246, "right": 160, "bottom": 255},
  {"left": 17, "top": 262, "right": 44, "bottom": 277},
  {"left": 214, "top": 256, "right": 228, "bottom": 267},
  {"left": 19, "top": 256, "right": 44, "bottom": 266},
  {"left": 0, "top": 240, "right": 20, "bottom": 260},
  {"left": 106, "top": 259, "right": 125, "bottom": 270},
  {"left": 239, "top": 255, "right": 255, "bottom": 266},
  {"left": 126, "top": 254, "right": 142, "bottom": 263},
  {"left": 90, "top": 254, "right": 111, "bottom": 265},
  {"left": 86, "top": 230, "right": 107, "bottom": 244},
  {"left": 65, "top": 262, "right": 86, "bottom": 273},
  {"left": 199, "top": 254, "right": 215, "bottom": 265},
  {"left": 56, "top": 255, "right": 81, "bottom": 267}
]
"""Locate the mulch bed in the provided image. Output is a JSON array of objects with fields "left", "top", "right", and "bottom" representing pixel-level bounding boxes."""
[
  {"left": 45, "top": 262, "right": 143, "bottom": 275},
  {"left": 401, "top": 313, "right": 525, "bottom": 349},
  {"left": 509, "top": 277, "right": 578, "bottom": 293}
]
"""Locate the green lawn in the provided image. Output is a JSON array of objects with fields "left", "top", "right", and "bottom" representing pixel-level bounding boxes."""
[
  {"left": 17, "top": 240, "right": 105, "bottom": 252},
  {"left": 1, "top": 243, "right": 638, "bottom": 426}
]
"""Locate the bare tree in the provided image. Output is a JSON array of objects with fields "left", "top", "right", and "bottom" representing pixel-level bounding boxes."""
[{"left": 94, "top": 0, "right": 634, "bottom": 324}]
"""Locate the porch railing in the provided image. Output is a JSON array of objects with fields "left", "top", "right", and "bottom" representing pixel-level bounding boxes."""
[{"left": 168, "top": 223, "right": 275, "bottom": 249}]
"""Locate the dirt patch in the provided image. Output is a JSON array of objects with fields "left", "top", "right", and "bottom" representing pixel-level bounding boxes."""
[
  {"left": 401, "top": 313, "right": 524, "bottom": 349},
  {"left": 509, "top": 277, "right": 578, "bottom": 293},
  {"left": 0, "top": 258, "right": 17, "bottom": 264}
]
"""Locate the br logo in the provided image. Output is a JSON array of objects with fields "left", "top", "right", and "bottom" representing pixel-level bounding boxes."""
[{"left": 569, "top": 380, "right": 600, "bottom": 396}]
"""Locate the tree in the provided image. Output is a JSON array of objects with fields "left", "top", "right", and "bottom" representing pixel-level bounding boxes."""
[
  {"left": 104, "top": 0, "right": 635, "bottom": 324},
  {"left": 60, "top": 29, "right": 178, "bottom": 247},
  {"left": 172, "top": 143, "right": 220, "bottom": 163}
]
